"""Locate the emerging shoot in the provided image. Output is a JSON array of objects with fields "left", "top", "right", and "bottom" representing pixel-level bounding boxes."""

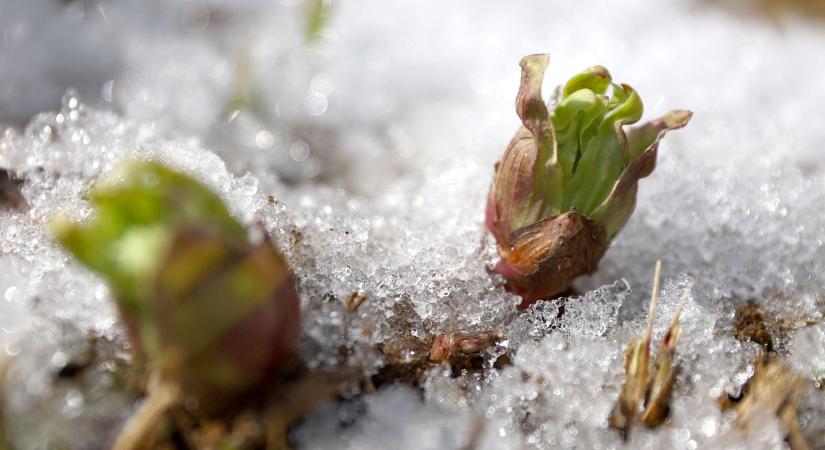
[
  {"left": 486, "top": 55, "right": 692, "bottom": 307},
  {"left": 52, "top": 161, "right": 301, "bottom": 448}
]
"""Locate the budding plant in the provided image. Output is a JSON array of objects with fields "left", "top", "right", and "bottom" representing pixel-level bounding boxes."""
[
  {"left": 608, "top": 261, "right": 693, "bottom": 439},
  {"left": 52, "top": 161, "right": 300, "bottom": 449},
  {"left": 486, "top": 54, "right": 692, "bottom": 307}
]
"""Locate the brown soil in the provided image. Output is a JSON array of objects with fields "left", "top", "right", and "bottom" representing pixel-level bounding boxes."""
[
  {"left": 0, "top": 169, "right": 27, "bottom": 211},
  {"left": 732, "top": 303, "right": 774, "bottom": 352}
]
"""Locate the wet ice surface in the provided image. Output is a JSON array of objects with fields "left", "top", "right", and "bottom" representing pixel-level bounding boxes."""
[{"left": 1, "top": 0, "right": 825, "bottom": 448}]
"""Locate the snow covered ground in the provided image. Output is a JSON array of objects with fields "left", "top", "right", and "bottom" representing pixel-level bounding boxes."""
[{"left": 1, "top": 0, "right": 824, "bottom": 448}]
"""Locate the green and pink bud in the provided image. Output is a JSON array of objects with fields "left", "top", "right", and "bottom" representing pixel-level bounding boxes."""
[
  {"left": 52, "top": 161, "right": 300, "bottom": 413},
  {"left": 486, "top": 54, "right": 691, "bottom": 308}
]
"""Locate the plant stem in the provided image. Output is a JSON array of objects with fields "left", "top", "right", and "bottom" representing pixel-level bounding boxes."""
[{"left": 112, "top": 374, "right": 180, "bottom": 450}]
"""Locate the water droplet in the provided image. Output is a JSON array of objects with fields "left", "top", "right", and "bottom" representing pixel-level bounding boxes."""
[
  {"left": 255, "top": 130, "right": 274, "bottom": 149},
  {"left": 51, "top": 351, "right": 68, "bottom": 368},
  {"left": 4, "top": 286, "right": 17, "bottom": 302},
  {"left": 310, "top": 73, "right": 335, "bottom": 96},
  {"left": 4, "top": 339, "right": 21, "bottom": 356},
  {"left": 304, "top": 92, "right": 328, "bottom": 117},
  {"left": 101, "top": 80, "right": 116, "bottom": 102},
  {"left": 65, "top": 389, "right": 85, "bottom": 409},
  {"left": 289, "top": 141, "right": 310, "bottom": 162}
]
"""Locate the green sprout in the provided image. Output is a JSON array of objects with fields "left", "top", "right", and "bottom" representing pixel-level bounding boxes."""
[
  {"left": 486, "top": 54, "right": 691, "bottom": 307},
  {"left": 306, "top": 0, "right": 332, "bottom": 42},
  {"left": 52, "top": 161, "right": 300, "bottom": 426}
]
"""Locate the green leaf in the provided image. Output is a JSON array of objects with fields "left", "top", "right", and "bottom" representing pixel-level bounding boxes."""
[
  {"left": 306, "top": 0, "right": 332, "bottom": 42},
  {"left": 626, "top": 110, "right": 693, "bottom": 162},
  {"left": 552, "top": 88, "right": 610, "bottom": 184},
  {"left": 590, "top": 110, "right": 693, "bottom": 238},
  {"left": 563, "top": 84, "right": 643, "bottom": 214},
  {"left": 562, "top": 65, "right": 611, "bottom": 97}
]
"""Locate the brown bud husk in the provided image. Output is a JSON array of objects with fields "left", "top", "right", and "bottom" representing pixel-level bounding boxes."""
[
  {"left": 152, "top": 227, "right": 301, "bottom": 412},
  {"left": 492, "top": 210, "right": 607, "bottom": 307}
]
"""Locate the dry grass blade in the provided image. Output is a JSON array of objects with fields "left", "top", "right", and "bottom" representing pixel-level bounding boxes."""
[
  {"left": 609, "top": 261, "right": 661, "bottom": 438},
  {"left": 641, "top": 280, "right": 693, "bottom": 426},
  {"left": 344, "top": 291, "right": 369, "bottom": 312},
  {"left": 611, "top": 262, "right": 694, "bottom": 437}
]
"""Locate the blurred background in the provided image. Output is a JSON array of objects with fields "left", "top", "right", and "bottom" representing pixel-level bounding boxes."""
[{"left": 2, "top": 0, "right": 824, "bottom": 192}]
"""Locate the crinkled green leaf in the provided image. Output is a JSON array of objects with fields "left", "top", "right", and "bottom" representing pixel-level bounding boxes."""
[
  {"left": 553, "top": 88, "right": 610, "bottom": 183},
  {"left": 590, "top": 110, "right": 692, "bottom": 238},
  {"left": 626, "top": 109, "right": 693, "bottom": 162},
  {"left": 564, "top": 84, "right": 643, "bottom": 214},
  {"left": 562, "top": 65, "right": 611, "bottom": 98}
]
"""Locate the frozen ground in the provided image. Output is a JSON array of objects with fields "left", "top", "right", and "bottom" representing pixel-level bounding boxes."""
[{"left": 1, "top": 0, "right": 824, "bottom": 449}]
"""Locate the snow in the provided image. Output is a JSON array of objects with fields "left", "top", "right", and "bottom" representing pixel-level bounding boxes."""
[{"left": 1, "top": 0, "right": 824, "bottom": 448}]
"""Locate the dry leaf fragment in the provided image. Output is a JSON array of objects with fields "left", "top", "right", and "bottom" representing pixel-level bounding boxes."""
[
  {"left": 344, "top": 291, "right": 369, "bottom": 312},
  {"left": 0, "top": 169, "right": 28, "bottom": 211},
  {"left": 734, "top": 358, "right": 810, "bottom": 450},
  {"left": 429, "top": 331, "right": 503, "bottom": 364}
]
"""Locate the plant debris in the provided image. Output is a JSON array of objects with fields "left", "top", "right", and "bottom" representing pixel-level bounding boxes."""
[
  {"left": 374, "top": 330, "right": 502, "bottom": 387},
  {"left": 0, "top": 169, "right": 27, "bottom": 211},
  {"left": 429, "top": 331, "right": 502, "bottom": 365},
  {"left": 485, "top": 54, "right": 692, "bottom": 308},
  {"left": 609, "top": 261, "right": 693, "bottom": 439},
  {"left": 344, "top": 291, "right": 369, "bottom": 312},
  {"left": 813, "top": 369, "right": 825, "bottom": 390},
  {"left": 719, "top": 357, "right": 811, "bottom": 450}
]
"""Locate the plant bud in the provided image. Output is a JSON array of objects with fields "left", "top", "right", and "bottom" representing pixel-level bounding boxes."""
[
  {"left": 53, "top": 161, "right": 300, "bottom": 412},
  {"left": 486, "top": 54, "right": 691, "bottom": 307}
]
